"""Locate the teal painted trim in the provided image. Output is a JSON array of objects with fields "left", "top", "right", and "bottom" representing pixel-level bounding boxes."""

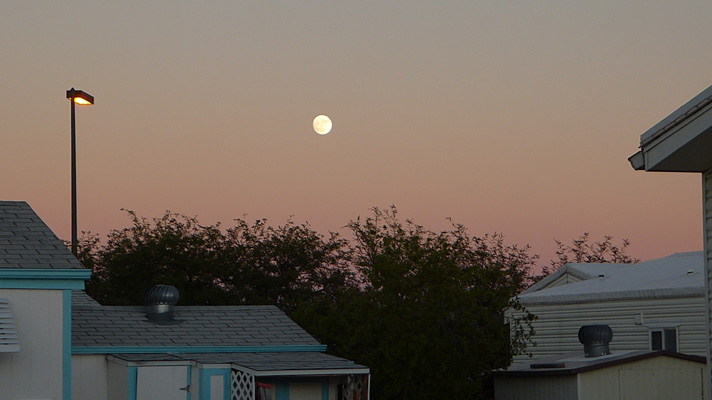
[
  {"left": 62, "top": 290, "right": 72, "bottom": 400},
  {"left": 199, "top": 369, "right": 209, "bottom": 400},
  {"left": 128, "top": 366, "right": 138, "bottom": 400},
  {"left": 72, "top": 344, "right": 327, "bottom": 355},
  {"left": 0, "top": 269, "right": 90, "bottom": 289},
  {"left": 0, "top": 269, "right": 91, "bottom": 279},
  {"left": 186, "top": 366, "right": 192, "bottom": 400},
  {"left": 275, "top": 382, "right": 289, "bottom": 400},
  {"left": 322, "top": 377, "right": 329, "bottom": 400},
  {"left": 0, "top": 279, "right": 86, "bottom": 289},
  {"left": 200, "top": 368, "right": 231, "bottom": 400}
]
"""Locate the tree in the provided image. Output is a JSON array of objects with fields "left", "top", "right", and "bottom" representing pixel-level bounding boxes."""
[
  {"left": 83, "top": 210, "right": 227, "bottom": 305},
  {"left": 534, "top": 232, "right": 639, "bottom": 281},
  {"left": 81, "top": 210, "right": 354, "bottom": 311},
  {"left": 296, "top": 207, "right": 536, "bottom": 399},
  {"left": 78, "top": 207, "right": 540, "bottom": 398},
  {"left": 220, "top": 217, "right": 354, "bottom": 314}
]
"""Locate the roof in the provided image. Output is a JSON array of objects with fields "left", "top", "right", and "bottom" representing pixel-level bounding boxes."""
[
  {"left": 108, "top": 352, "right": 369, "bottom": 376},
  {"left": 629, "top": 85, "right": 712, "bottom": 172},
  {"left": 0, "top": 201, "right": 85, "bottom": 269},
  {"left": 498, "top": 350, "right": 705, "bottom": 377},
  {"left": 72, "top": 303, "right": 322, "bottom": 351},
  {"left": 640, "top": 84, "right": 712, "bottom": 146},
  {"left": 519, "top": 252, "right": 703, "bottom": 305},
  {"left": 71, "top": 290, "right": 101, "bottom": 307}
]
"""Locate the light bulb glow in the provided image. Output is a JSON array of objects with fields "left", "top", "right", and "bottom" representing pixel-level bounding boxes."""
[{"left": 73, "top": 97, "right": 92, "bottom": 105}]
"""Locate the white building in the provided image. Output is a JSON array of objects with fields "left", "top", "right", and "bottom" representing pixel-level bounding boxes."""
[
  {"left": 629, "top": 83, "right": 712, "bottom": 399},
  {"left": 509, "top": 252, "right": 706, "bottom": 364}
]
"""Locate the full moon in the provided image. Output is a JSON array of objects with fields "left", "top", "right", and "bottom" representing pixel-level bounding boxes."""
[{"left": 313, "top": 115, "right": 332, "bottom": 135}]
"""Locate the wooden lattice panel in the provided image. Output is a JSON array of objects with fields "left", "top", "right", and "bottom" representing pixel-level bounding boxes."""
[{"left": 231, "top": 369, "right": 255, "bottom": 400}]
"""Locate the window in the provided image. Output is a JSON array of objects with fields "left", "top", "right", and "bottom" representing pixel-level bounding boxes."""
[{"left": 650, "top": 327, "right": 677, "bottom": 352}]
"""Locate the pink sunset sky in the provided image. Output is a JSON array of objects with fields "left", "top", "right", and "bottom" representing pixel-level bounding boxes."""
[{"left": 1, "top": 2, "right": 710, "bottom": 267}]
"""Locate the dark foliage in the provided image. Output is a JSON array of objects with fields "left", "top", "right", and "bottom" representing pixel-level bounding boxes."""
[{"left": 76, "top": 207, "right": 562, "bottom": 399}]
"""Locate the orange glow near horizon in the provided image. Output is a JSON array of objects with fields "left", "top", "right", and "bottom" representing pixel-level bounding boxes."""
[{"left": 3, "top": 2, "right": 712, "bottom": 266}]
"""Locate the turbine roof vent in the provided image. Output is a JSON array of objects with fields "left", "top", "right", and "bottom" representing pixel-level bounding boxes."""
[
  {"left": 143, "top": 285, "right": 180, "bottom": 324},
  {"left": 578, "top": 324, "right": 613, "bottom": 358}
]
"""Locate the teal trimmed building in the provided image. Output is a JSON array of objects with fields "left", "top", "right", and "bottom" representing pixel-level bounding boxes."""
[{"left": 0, "top": 201, "right": 369, "bottom": 400}]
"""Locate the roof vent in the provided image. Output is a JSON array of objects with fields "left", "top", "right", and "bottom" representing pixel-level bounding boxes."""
[
  {"left": 578, "top": 324, "right": 613, "bottom": 357},
  {"left": 143, "top": 285, "right": 179, "bottom": 324}
]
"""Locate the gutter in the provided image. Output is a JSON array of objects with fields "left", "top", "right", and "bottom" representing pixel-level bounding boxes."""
[{"left": 628, "top": 151, "right": 645, "bottom": 170}]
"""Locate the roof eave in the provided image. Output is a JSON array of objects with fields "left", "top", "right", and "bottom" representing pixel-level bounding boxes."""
[{"left": 632, "top": 85, "right": 712, "bottom": 173}]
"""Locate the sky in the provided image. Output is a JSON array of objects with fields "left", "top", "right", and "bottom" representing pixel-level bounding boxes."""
[{"left": 1, "top": 1, "right": 711, "bottom": 267}]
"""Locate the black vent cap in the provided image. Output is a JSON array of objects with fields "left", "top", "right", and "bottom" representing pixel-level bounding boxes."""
[{"left": 578, "top": 324, "right": 613, "bottom": 357}]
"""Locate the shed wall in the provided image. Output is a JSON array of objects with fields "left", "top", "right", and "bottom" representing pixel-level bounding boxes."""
[
  {"left": 494, "top": 375, "right": 577, "bottom": 400},
  {"left": 0, "top": 289, "right": 64, "bottom": 399},
  {"left": 72, "top": 354, "right": 109, "bottom": 400},
  {"left": 290, "top": 381, "right": 323, "bottom": 400},
  {"left": 107, "top": 360, "right": 129, "bottom": 400},
  {"left": 578, "top": 356, "right": 706, "bottom": 400},
  {"left": 512, "top": 297, "right": 706, "bottom": 363}
]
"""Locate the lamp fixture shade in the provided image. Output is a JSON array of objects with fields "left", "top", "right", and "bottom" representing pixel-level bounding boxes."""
[{"left": 66, "top": 88, "right": 94, "bottom": 105}]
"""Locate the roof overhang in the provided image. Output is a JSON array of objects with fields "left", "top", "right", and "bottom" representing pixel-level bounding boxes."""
[
  {"left": 232, "top": 365, "right": 370, "bottom": 377},
  {"left": 0, "top": 269, "right": 91, "bottom": 289},
  {"left": 630, "top": 84, "right": 712, "bottom": 173}
]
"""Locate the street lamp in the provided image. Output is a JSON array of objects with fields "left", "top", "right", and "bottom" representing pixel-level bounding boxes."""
[{"left": 66, "top": 88, "right": 94, "bottom": 257}]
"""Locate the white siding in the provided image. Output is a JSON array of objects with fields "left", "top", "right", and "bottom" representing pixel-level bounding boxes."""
[
  {"left": 704, "top": 171, "right": 712, "bottom": 400},
  {"left": 0, "top": 289, "right": 64, "bottom": 400},
  {"left": 72, "top": 354, "right": 109, "bottom": 400},
  {"left": 512, "top": 296, "right": 706, "bottom": 364}
]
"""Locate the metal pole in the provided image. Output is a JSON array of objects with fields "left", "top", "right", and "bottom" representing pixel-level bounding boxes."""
[{"left": 70, "top": 98, "right": 78, "bottom": 257}]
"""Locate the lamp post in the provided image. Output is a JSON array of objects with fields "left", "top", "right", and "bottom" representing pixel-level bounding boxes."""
[{"left": 66, "top": 88, "right": 94, "bottom": 257}]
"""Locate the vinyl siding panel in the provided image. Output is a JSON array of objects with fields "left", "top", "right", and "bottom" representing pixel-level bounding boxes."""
[
  {"left": 703, "top": 171, "right": 712, "bottom": 399},
  {"left": 512, "top": 296, "right": 706, "bottom": 364},
  {"left": 0, "top": 289, "right": 64, "bottom": 400}
]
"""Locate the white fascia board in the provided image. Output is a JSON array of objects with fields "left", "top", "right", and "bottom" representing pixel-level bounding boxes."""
[
  {"left": 251, "top": 368, "right": 370, "bottom": 377},
  {"left": 231, "top": 363, "right": 369, "bottom": 377}
]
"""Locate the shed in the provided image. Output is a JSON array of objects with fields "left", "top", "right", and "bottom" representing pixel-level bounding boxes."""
[
  {"left": 495, "top": 350, "right": 707, "bottom": 400},
  {"left": 71, "top": 296, "right": 370, "bottom": 400},
  {"left": 0, "top": 200, "right": 369, "bottom": 400}
]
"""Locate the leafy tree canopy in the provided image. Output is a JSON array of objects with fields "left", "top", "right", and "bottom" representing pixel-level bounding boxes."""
[{"left": 77, "top": 207, "right": 635, "bottom": 399}]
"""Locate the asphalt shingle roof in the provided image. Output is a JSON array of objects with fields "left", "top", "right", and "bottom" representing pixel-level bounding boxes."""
[
  {"left": 0, "top": 201, "right": 85, "bottom": 269},
  {"left": 72, "top": 304, "right": 321, "bottom": 348}
]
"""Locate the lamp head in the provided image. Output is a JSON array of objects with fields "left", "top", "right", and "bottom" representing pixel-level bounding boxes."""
[{"left": 66, "top": 88, "right": 94, "bottom": 105}]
